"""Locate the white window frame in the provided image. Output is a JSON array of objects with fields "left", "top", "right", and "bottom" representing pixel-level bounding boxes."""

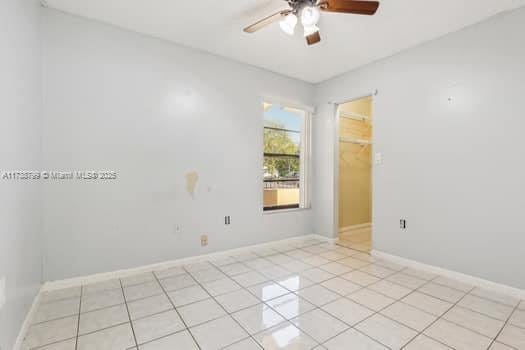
[{"left": 262, "top": 97, "right": 312, "bottom": 212}]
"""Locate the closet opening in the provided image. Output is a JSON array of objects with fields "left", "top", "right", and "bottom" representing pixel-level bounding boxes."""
[{"left": 335, "top": 95, "right": 373, "bottom": 252}]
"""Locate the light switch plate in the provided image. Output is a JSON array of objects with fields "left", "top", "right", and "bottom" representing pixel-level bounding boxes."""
[
  {"left": 374, "top": 152, "right": 383, "bottom": 165},
  {"left": 0, "top": 276, "right": 6, "bottom": 310}
]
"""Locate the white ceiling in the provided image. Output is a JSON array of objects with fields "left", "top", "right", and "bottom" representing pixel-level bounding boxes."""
[{"left": 43, "top": 0, "right": 525, "bottom": 83}]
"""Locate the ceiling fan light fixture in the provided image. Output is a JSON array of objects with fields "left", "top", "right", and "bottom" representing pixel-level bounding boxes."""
[
  {"left": 303, "top": 24, "right": 319, "bottom": 37},
  {"left": 300, "top": 6, "right": 320, "bottom": 27},
  {"left": 279, "top": 13, "right": 297, "bottom": 35}
]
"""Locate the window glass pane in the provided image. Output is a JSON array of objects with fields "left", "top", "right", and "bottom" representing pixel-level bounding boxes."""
[
  {"left": 264, "top": 128, "right": 300, "bottom": 155},
  {"left": 263, "top": 156, "right": 299, "bottom": 179},
  {"left": 263, "top": 104, "right": 303, "bottom": 131}
]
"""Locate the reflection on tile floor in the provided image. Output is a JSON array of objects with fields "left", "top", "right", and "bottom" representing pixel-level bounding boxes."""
[
  {"left": 22, "top": 237, "right": 525, "bottom": 350},
  {"left": 337, "top": 228, "right": 372, "bottom": 253}
]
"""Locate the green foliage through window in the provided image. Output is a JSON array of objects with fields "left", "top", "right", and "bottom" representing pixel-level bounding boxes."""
[{"left": 263, "top": 122, "right": 300, "bottom": 179}]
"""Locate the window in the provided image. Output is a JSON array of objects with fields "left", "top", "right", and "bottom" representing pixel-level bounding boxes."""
[{"left": 263, "top": 101, "right": 310, "bottom": 211}]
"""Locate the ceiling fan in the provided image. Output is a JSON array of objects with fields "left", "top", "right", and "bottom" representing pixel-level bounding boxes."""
[{"left": 243, "top": 0, "right": 380, "bottom": 46}]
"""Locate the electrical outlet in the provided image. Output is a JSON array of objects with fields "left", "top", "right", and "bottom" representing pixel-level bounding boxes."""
[
  {"left": 0, "top": 276, "right": 6, "bottom": 310},
  {"left": 224, "top": 216, "right": 231, "bottom": 225},
  {"left": 200, "top": 235, "right": 208, "bottom": 246},
  {"left": 400, "top": 219, "right": 406, "bottom": 229}
]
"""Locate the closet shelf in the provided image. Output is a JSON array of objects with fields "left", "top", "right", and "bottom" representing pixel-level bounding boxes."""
[
  {"left": 339, "top": 111, "right": 371, "bottom": 122},
  {"left": 339, "top": 136, "right": 372, "bottom": 145}
]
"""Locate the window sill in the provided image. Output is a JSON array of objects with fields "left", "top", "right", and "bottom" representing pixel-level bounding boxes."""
[{"left": 263, "top": 207, "right": 311, "bottom": 215}]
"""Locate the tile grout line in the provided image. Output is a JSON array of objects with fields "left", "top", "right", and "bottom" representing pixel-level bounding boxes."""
[
  {"left": 209, "top": 242, "right": 335, "bottom": 348},
  {"left": 259, "top": 251, "right": 413, "bottom": 349},
  {"left": 128, "top": 328, "right": 190, "bottom": 349},
  {"left": 486, "top": 300, "right": 521, "bottom": 350},
  {"left": 127, "top": 328, "right": 207, "bottom": 350},
  {"left": 232, "top": 245, "right": 375, "bottom": 348},
  {"left": 397, "top": 296, "right": 513, "bottom": 326},
  {"left": 121, "top": 243, "right": 466, "bottom": 349},
  {"left": 411, "top": 284, "right": 524, "bottom": 344},
  {"left": 350, "top": 271, "right": 496, "bottom": 350},
  {"left": 181, "top": 264, "right": 268, "bottom": 350},
  {"left": 74, "top": 286, "right": 83, "bottom": 350},
  {"left": 215, "top": 249, "right": 402, "bottom": 349},
  {"left": 367, "top": 256, "right": 524, "bottom": 310},
  {"left": 120, "top": 279, "right": 140, "bottom": 349},
  {"left": 220, "top": 337, "right": 264, "bottom": 350},
  {"left": 399, "top": 285, "right": 477, "bottom": 350},
  {"left": 322, "top": 266, "right": 470, "bottom": 349},
  {"left": 28, "top": 337, "right": 77, "bottom": 350},
  {"left": 73, "top": 321, "right": 131, "bottom": 339},
  {"left": 430, "top": 285, "right": 520, "bottom": 309},
  {"left": 323, "top": 242, "right": 520, "bottom": 349},
  {"left": 152, "top": 271, "right": 203, "bottom": 350},
  {"left": 361, "top": 264, "right": 521, "bottom": 315},
  {"left": 317, "top": 266, "right": 430, "bottom": 349},
  {"left": 379, "top": 268, "right": 491, "bottom": 348},
  {"left": 393, "top": 300, "right": 504, "bottom": 341},
  {"left": 248, "top": 243, "right": 364, "bottom": 348}
]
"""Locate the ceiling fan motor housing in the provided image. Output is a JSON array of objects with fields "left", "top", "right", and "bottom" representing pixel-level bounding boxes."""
[{"left": 286, "top": 0, "right": 319, "bottom": 13}]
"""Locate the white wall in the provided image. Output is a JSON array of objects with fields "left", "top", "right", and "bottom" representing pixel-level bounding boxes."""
[
  {"left": 41, "top": 9, "right": 315, "bottom": 281},
  {"left": 0, "top": 0, "right": 43, "bottom": 348},
  {"left": 314, "top": 8, "right": 525, "bottom": 289}
]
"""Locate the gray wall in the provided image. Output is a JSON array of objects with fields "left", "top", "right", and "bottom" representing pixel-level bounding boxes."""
[
  {"left": 314, "top": 8, "right": 525, "bottom": 289},
  {"left": 0, "top": 0, "right": 43, "bottom": 348},
  {"left": 41, "top": 9, "right": 315, "bottom": 281}
]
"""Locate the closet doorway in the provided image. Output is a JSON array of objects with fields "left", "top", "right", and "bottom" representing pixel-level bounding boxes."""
[{"left": 335, "top": 96, "right": 373, "bottom": 252}]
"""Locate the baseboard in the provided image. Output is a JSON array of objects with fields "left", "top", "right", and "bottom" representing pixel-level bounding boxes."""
[
  {"left": 42, "top": 233, "right": 325, "bottom": 292},
  {"left": 339, "top": 222, "right": 372, "bottom": 234},
  {"left": 13, "top": 287, "right": 42, "bottom": 350},
  {"left": 372, "top": 250, "right": 525, "bottom": 300}
]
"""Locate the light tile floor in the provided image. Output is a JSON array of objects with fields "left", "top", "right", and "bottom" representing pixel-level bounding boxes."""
[{"left": 21, "top": 238, "right": 525, "bottom": 350}]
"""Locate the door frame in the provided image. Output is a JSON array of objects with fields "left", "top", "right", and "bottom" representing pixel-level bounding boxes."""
[{"left": 332, "top": 90, "right": 377, "bottom": 240}]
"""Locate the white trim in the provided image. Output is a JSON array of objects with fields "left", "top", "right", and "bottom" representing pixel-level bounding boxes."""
[
  {"left": 263, "top": 207, "right": 312, "bottom": 215},
  {"left": 332, "top": 102, "right": 341, "bottom": 239},
  {"left": 14, "top": 287, "right": 42, "bottom": 350},
  {"left": 372, "top": 250, "right": 525, "bottom": 300},
  {"left": 299, "top": 109, "right": 311, "bottom": 209},
  {"left": 261, "top": 95, "right": 315, "bottom": 113},
  {"left": 339, "top": 222, "right": 372, "bottom": 234},
  {"left": 42, "top": 234, "right": 326, "bottom": 292}
]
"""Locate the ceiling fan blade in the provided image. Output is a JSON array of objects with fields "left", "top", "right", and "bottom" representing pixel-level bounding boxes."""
[
  {"left": 243, "top": 10, "right": 291, "bottom": 33},
  {"left": 306, "top": 31, "right": 321, "bottom": 45},
  {"left": 319, "top": 0, "right": 379, "bottom": 15}
]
